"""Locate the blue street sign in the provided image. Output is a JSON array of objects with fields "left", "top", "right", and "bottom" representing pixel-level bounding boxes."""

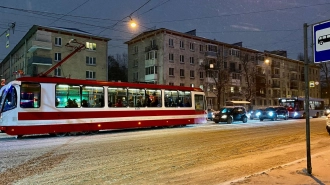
[{"left": 313, "top": 20, "right": 330, "bottom": 63}]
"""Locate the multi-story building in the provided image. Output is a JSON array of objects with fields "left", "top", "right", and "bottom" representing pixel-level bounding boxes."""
[
  {"left": 0, "top": 25, "right": 110, "bottom": 82},
  {"left": 125, "top": 28, "right": 321, "bottom": 110}
]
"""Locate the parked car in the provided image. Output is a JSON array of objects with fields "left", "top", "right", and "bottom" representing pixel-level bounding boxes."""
[
  {"left": 249, "top": 109, "right": 263, "bottom": 120},
  {"left": 213, "top": 106, "right": 248, "bottom": 124},
  {"left": 259, "top": 106, "right": 289, "bottom": 121}
]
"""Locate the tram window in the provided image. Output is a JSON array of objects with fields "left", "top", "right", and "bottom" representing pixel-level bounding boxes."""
[
  {"left": 164, "top": 90, "right": 178, "bottom": 107},
  {"left": 145, "top": 89, "right": 161, "bottom": 107},
  {"left": 20, "top": 83, "right": 41, "bottom": 108},
  {"left": 178, "top": 91, "right": 191, "bottom": 107},
  {"left": 82, "top": 86, "right": 104, "bottom": 108},
  {"left": 183, "top": 91, "right": 191, "bottom": 107},
  {"left": 108, "top": 87, "right": 127, "bottom": 107},
  {"left": 127, "top": 88, "right": 145, "bottom": 107},
  {"left": 3, "top": 86, "right": 17, "bottom": 112},
  {"left": 195, "top": 94, "right": 204, "bottom": 110},
  {"left": 55, "top": 84, "right": 80, "bottom": 108}
]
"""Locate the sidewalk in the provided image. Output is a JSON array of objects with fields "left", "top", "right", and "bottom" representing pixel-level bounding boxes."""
[{"left": 223, "top": 150, "right": 330, "bottom": 185}]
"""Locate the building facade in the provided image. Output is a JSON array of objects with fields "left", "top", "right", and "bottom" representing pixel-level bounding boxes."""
[
  {"left": 126, "top": 28, "right": 321, "bottom": 110},
  {"left": 0, "top": 25, "right": 110, "bottom": 82}
]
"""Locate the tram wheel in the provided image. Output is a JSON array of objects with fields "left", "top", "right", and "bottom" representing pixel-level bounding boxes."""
[
  {"left": 69, "top": 132, "right": 79, "bottom": 136},
  {"left": 49, "top": 133, "right": 56, "bottom": 137},
  {"left": 16, "top": 135, "right": 23, "bottom": 139},
  {"left": 55, "top": 132, "right": 67, "bottom": 137},
  {"left": 80, "top": 131, "right": 90, "bottom": 135},
  {"left": 90, "top": 130, "right": 99, "bottom": 135}
]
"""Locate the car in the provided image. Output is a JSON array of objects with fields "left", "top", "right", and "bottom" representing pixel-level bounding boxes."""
[
  {"left": 259, "top": 106, "right": 289, "bottom": 121},
  {"left": 249, "top": 109, "right": 263, "bottom": 120},
  {"left": 207, "top": 109, "right": 215, "bottom": 121},
  {"left": 213, "top": 106, "right": 248, "bottom": 124},
  {"left": 325, "top": 107, "right": 330, "bottom": 116}
]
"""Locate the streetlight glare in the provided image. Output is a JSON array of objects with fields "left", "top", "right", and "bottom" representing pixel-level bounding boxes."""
[{"left": 130, "top": 21, "right": 137, "bottom": 28}]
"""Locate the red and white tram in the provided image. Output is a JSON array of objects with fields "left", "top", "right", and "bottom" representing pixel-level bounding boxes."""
[{"left": 0, "top": 77, "right": 207, "bottom": 137}]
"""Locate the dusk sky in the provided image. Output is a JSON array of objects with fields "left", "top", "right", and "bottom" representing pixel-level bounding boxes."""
[{"left": 0, "top": 0, "right": 330, "bottom": 61}]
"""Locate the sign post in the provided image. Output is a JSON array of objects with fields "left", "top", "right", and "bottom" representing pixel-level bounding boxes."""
[
  {"left": 303, "top": 23, "right": 311, "bottom": 175},
  {"left": 306, "top": 18, "right": 330, "bottom": 175}
]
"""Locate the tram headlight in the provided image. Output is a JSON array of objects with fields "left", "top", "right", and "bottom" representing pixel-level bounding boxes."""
[
  {"left": 221, "top": 115, "right": 227, "bottom": 119},
  {"left": 268, "top": 112, "right": 274, "bottom": 116}
]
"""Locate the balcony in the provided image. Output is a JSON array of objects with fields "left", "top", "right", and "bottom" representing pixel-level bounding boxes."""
[
  {"left": 205, "top": 77, "right": 217, "bottom": 83},
  {"left": 145, "top": 45, "right": 158, "bottom": 52},
  {"left": 271, "top": 63, "right": 280, "bottom": 68},
  {"left": 272, "top": 84, "right": 280, "bottom": 89},
  {"left": 228, "top": 92, "right": 242, "bottom": 97},
  {"left": 256, "top": 71, "right": 266, "bottom": 77},
  {"left": 229, "top": 68, "right": 241, "bottom": 73},
  {"left": 28, "top": 40, "right": 52, "bottom": 53},
  {"left": 272, "top": 93, "right": 281, "bottom": 98},
  {"left": 289, "top": 68, "right": 298, "bottom": 73},
  {"left": 28, "top": 56, "right": 52, "bottom": 65},
  {"left": 271, "top": 74, "right": 280, "bottom": 78},
  {"left": 256, "top": 92, "right": 266, "bottom": 97},
  {"left": 145, "top": 74, "right": 158, "bottom": 82},
  {"left": 290, "top": 76, "right": 298, "bottom": 81},
  {"left": 145, "top": 58, "right": 158, "bottom": 67},
  {"left": 231, "top": 79, "right": 240, "bottom": 86},
  {"left": 205, "top": 51, "right": 217, "bottom": 59},
  {"left": 290, "top": 85, "right": 298, "bottom": 90}
]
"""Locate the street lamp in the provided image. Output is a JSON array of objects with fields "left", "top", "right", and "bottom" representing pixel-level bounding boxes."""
[{"left": 128, "top": 16, "right": 137, "bottom": 28}]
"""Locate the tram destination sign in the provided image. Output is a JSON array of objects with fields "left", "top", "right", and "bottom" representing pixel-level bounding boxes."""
[{"left": 313, "top": 20, "right": 330, "bottom": 63}]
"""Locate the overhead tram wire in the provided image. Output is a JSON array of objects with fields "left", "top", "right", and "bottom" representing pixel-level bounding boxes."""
[
  {"left": 48, "top": 0, "right": 91, "bottom": 26},
  {"left": 98, "top": 0, "right": 151, "bottom": 36},
  {"left": 136, "top": 0, "right": 171, "bottom": 17},
  {"left": 143, "top": 2, "right": 330, "bottom": 24}
]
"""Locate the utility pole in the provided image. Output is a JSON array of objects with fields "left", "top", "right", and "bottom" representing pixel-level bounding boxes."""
[{"left": 0, "top": 22, "right": 15, "bottom": 48}]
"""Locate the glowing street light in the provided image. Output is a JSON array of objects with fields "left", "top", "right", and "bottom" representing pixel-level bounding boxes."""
[
  {"left": 129, "top": 16, "right": 137, "bottom": 28},
  {"left": 130, "top": 21, "right": 137, "bottom": 28}
]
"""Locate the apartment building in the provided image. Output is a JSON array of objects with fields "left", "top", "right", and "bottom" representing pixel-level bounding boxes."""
[
  {"left": 125, "top": 28, "right": 320, "bottom": 110},
  {"left": 0, "top": 25, "right": 110, "bottom": 82}
]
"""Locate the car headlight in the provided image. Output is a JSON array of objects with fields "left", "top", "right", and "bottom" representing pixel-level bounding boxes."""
[
  {"left": 326, "top": 109, "right": 330, "bottom": 113},
  {"left": 221, "top": 115, "right": 227, "bottom": 119},
  {"left": 268, "top": 112, "right": 274, "bottom": 116},
  {"left": 212, "top": 114, "right": 215, "bottom": 118},
  {"left": 256, "top": 112, "right": 261, "bottom": 116},
  {"left": 294, "top": 112, "right": 298, "bottom": 116}
]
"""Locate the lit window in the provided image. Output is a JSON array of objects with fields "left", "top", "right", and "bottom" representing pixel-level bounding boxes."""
[{"left": 86, "top": 42, "right": 96, "bottom": 50}]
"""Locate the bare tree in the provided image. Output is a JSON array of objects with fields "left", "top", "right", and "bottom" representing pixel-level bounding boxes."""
[
  {"left": 240, "top": 53, "right": 256, "bottom": 109},
  {"left": 201, "top": 56, "right": 230, "bottom": 110},
  {"left": 319, "top": 62, "right": 330, "bottom": 104}
]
